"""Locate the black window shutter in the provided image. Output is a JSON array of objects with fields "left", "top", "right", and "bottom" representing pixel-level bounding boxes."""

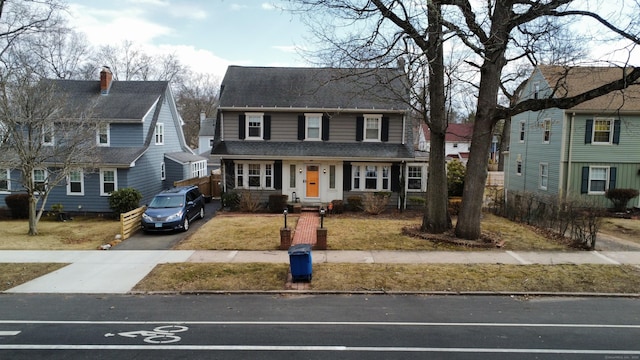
[
  {"left": 381, "top": 116, "right": 390, "bottom": 142},
  {"left": 580, "top": 167, "right": 589, "bottom": 194},
  {"left": 356, "top": 116, "right": 364, "bottom": 141},
  {"left": 343, "top": 162, "right": 352, "bottom": 191},
  {"left": 238, "top": 115, "right": 246, "bottom": 140},
  {"left": 322, "top": 114, "right": 330, "bottom": 141},
  {"left": 297, "top": 115, "right": 305, "bottom": 140},
  {"left": 391, "top": 163, "right": 400, "bottom": 191},
  {"left": 274, "top": 160, "right": 282, "bottom": 190},
  {"left": 263, "top": 115, "right": 271, "bottom": 140},
  {"left": 613, "top": 120, "right": 621, "bottom": 144},
  {"left": 609, "top": 167, "right": 617, "bottom": 189},
  {"left": 584, "top": 119, "right": 592, "bottom": 144},
  {"left": 224, "top": 160, "right": 236, "bottom": 188}
]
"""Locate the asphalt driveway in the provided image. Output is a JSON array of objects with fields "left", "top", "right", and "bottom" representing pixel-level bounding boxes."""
[{"left": 113, "top": 200, "right": 220, "bottom": 251}]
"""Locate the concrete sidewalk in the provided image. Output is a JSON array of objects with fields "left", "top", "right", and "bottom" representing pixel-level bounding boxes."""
[{"left": 2, "top": 249, "right": 640, "bottom": 294}]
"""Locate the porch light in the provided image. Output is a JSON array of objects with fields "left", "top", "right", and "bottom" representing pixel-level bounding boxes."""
[{"left": 299, "top": 168, "right": 303, "bottom": 173}]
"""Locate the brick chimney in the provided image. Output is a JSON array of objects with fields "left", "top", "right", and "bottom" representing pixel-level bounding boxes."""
[{"left": 100, "top": 66, "right": 112, "bottom": 95}]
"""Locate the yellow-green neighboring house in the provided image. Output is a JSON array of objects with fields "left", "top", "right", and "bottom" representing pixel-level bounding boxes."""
[{"left": 505, "top": 65, "right": 640, "bottom": 209}]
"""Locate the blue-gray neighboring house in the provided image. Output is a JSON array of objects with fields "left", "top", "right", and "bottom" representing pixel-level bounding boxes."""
[{"left": 0, "top": 67, "right": 207, "bottom": 214}]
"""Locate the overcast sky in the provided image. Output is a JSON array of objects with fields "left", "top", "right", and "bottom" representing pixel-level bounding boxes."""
[{"left": 66, "top": 0, "right": 310, "bottom": 80}]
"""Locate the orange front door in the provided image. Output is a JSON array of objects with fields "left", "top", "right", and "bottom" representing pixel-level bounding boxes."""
[{"left": 306, "top": 165, "right": 319, "bottom": 198}]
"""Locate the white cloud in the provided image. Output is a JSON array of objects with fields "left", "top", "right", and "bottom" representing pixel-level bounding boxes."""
[
  {"left": 272, "top": 45, "right": 298, "bottom": 53},
  {"left": 229, "top": 4, "right": 248, "bottom": 11},
  {"left": 155, "top": 44, "right": 231, "bottom": 79},
  {"left": 127, "top": 0, "right": 169, "bottom": 6},
  {"left": 261, "top": 3, "right": 276, "bottom": 10},
  {"left": 169, "top": 4, "right": 208, "bottom": 20}
]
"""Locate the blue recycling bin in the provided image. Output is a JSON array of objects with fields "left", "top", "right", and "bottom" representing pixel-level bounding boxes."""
[{"left": 288, "top": 244, "right": 312, "bottom": 282}]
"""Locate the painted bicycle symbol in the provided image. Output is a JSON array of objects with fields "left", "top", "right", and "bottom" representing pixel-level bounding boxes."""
[{"left": 106, "top": 325, "right": 189, "bottom": 344}]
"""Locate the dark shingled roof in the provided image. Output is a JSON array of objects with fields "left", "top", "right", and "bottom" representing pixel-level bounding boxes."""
[
  {"left": 45, "top": 79, "right": 169, "bottom": 120},
  {"left": 212, "top": 141, "right": 414, "bottom": 160},
  {"left": 96, "top": 147, "right": 147, "bottom": 167},
  {"left": 219, "top": 66, "right": 408, "bottom": 111}
]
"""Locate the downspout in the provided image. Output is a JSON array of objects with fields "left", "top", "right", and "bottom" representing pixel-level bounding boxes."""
[{"left": 565, "top": 112, "right": 575, "bottom": 198}]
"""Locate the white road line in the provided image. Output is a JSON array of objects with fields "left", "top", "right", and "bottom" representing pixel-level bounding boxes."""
[
  {"left": 0, "top": 331, "right": 20, "bottom": 336},
  {"left": 0, "top": 344, "right": 638, "bottom": 354},
  {"left": 1, "top": 320, "right": 640, "bottom": 329}
]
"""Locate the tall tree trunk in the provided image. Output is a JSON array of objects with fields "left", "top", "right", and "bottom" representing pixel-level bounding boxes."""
[
  {"left": 421, "top": 0, "right": 451, "bottom": 233},
  {"left": 455, "top": 3, "right": 510, "bottom": 240},
  {"left": 28, "top": 193, "right": 38, "bottom": 235},
  {"left": 498, "top": 118, "right": 510, "bottom": 171}
]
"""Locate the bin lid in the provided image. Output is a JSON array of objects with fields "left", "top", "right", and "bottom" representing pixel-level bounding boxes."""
[{"left": 288, "top": 243, "right": 312, "bottom": 255}]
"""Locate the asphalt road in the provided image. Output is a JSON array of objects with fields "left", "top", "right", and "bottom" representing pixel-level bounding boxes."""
[
  {"left": 113, "top": 200, "right": 220, "bottom": 250},
  {"left": 0, "top": 294, "right": 639, "bottom": 359}
]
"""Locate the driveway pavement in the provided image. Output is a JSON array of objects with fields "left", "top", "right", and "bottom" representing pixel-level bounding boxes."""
[{"left": 112, "top": 200, "right": 220, "bottom": 250}]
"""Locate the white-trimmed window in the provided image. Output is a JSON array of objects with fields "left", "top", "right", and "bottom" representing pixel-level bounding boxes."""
[
  {"left": 155, "top": 123, "right": 164, "bottom": 145},
  {"left": 329, "top": 165, "right": 336, "bottom": 189},
  {"left": 191, "top": 160, "right": 207, "bottom": 178},
  {"left": 519, "top": 121, "right": 525, "bottom": 142},
  {"left": 246, "top": 113, "right": 263, "bottom": 140},
  {"left": 539, "top": 163, "right": 548, "bottom": 190},
  {"left": 592, "top": 118, "right": 613, "bottom": 144},
  {"left": 588, "top": 166, "right": 609, "bottom": 194},
  {"left": 67, "top": 169, "right": 84, "bottom": 195},
  {"left": 97, "top": 123, "right": 110, "bottom": 146},
  {"left": 42, "top": 124, "right": 54, "bottom": 146},
  {"left": 533, "top": 82, "right": 540, "bottom": 99},
  {"left": 305, "top": 113, "right": 322, "bottom": 140},
  {"left": 407, "top": 165, "right": 424, "bottom": 191},
  {"left": 364, "top": 114, "right": 381, "bottom": 141},
  {"left": 160, "top": 162, "right": 166, "bottom": 180},
  {"left": 543, "top": 119, "right": 551, "bottom": 143},
  {"left": 352, "top": 163, "right": 391, "bottom": 191},
  {"left": 289, "top": 164, "right": 296, "bottom": 187},
  {"left": 100, "top": 168, "right": 117, "bottom": 196},
  {"left": 33, "top": 169, "right": 47, "bottom": 192},
  {"left": 0, "top": 168, "right": 9, "bottom": 193},
  {"left": 235, "top": 162, "right": 274, "bottom": 189}
]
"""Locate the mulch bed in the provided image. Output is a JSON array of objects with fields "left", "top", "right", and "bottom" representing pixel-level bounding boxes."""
[{"left": 401, "top": 225, "right": 504, "bottom": 248}]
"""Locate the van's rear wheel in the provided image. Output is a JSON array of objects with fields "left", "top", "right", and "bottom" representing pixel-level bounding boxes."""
[{"left": 199, "top": 207, "right": 205, "bottom": 219}]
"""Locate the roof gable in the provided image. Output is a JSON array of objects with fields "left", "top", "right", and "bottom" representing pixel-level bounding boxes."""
[
  {"left": 218, "top": 66, "right": 408, "bottom": 111},
  {"left": 537, "top": 65, "right": 640, "bottom": 112}
]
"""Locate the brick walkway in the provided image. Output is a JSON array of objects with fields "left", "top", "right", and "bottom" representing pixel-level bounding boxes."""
[
  {"left": 285, "top": 211, "right": 319, "bottom": 290},
  {"left": 291, "top": 211, "right": 319, "bottom": 245}
]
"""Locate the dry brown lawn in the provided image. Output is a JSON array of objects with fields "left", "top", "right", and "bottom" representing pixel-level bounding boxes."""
[
  {"left": 176, "top": 211, "right": 567, "bottom": 251},
  {"left": 0, "top": 216, "right": 121, "bottom": 250},
  {"left": 134, "top": 263, "right": 640, "bottom": 294},
  {"left": 0, "top": 263, "right": 67, "bottom": 291},
  {"left": 600, "top": 217, "right": 640, "bottom": 244}
]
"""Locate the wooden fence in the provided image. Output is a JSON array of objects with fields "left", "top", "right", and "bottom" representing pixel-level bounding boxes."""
[
  {"left": 174, "top": 174, "right": 222, "bottom": 200},
  {"left": 120, "top": 206, "right": 146, "bottom": 240}
]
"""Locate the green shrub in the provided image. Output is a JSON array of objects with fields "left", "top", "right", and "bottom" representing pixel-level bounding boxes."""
[
  {"left": 447, "top": 159, "right": 466, "bottom": 197},
  {"left": 330, "top": 199, "right": 344, "bottom": 214},
  {"left": 5, "top": 193, "right": 29, "bottom": 219},
  {"left": 408, "top": 196, "right": 426, "bottom": 205},
  {"left": 221, "top": 191, "right": 240, "bottom": 210},
  {"left": 605, "top": 188, "right": 640, "bottom": 212},
  {"left": 108, "top": 188, "right": 142, "bottom": 216},
  {"left": 268, "top": 194, "right": 288, "bottom": 213},
  {"left": 346, "top": 195, "right": 363, "bottom": 211}
]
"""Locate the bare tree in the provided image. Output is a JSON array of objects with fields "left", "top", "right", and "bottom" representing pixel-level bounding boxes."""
[
  {"left": 289, "top": 0, "right": 640, "bottom": 240},
  {"left": 0, "top": 73, "right": 99, "bottom": 235},
  {"left": 175, "top": 71, "right": 220, "bottom": 149}
]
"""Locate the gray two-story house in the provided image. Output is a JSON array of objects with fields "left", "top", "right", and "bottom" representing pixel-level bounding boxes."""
[
  {"left": 211, "top": 66, "right": 426, "bottom": 207},
  {"left": 0, "top": 67, "right": 207, "bottom": 213},
  {"left": 505, "top": 65, "right": 640, "bottom": 208}
]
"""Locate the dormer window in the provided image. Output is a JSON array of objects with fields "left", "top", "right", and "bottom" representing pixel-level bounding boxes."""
[
  {"left": 42, "top": 124, "right": 54, "bottom": 146},
  {"left": 97, "top": 123, "right": 110, "bottom": 146}
]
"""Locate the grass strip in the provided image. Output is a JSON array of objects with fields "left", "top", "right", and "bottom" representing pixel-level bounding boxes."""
[
  {"left": 134, "top": 263, "right": 640, "bottom": 294},
  {"left": 0, "top": 263, "right": 68, "bottom": 291}
]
